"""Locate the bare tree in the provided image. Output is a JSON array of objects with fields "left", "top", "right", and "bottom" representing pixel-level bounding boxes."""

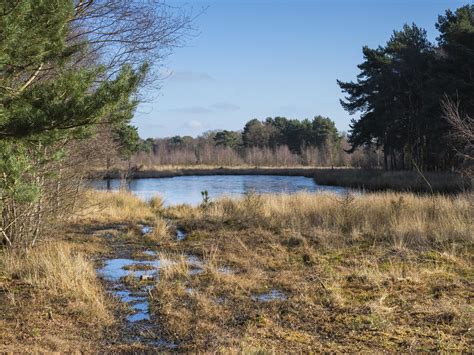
[
  {"left": 5, "top": 1, "right": 198, "bottom": 94},
  {"left": 70, "top": 0, "right": 198, "bottom": 84},
  {"left": 441, "top": 96, "right": 473, "bottom": 178}
]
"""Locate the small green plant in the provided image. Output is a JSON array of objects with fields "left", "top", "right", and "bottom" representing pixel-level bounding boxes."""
[
  {"left": 241, "top": 190, "right": 264, "bottom": 222},
  {"left": 201, "top": 190, "right": 211, "bottom": 208}
]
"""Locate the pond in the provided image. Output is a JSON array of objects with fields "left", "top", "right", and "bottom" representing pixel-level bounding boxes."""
[{"left": 91, "top": 175, "right": 348, "bottom": 206}]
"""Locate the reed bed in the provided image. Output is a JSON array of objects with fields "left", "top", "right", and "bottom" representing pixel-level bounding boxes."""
[
  {"left": 313, "top": 168, "right": 469, "bottom": 193},
  {"left": 170, "top": 191, "right": 473, "bottom": 249}
]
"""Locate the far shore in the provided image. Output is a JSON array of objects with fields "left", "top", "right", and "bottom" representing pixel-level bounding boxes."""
[{"left": 100, "top": 166, "right": 328, "bottom": 179}]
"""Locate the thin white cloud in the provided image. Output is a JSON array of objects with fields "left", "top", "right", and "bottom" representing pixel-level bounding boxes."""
[
  {"left": 170, "top": 70, "right": 214, "bottom": 82},
  {"left": 161, "top": 102, "right": 239, "bottom": 115},
  {"left": 172, "top": 106, "right": 213, "bottom": 114},
  {"left": 211, "top": 102, "right": 240, "bottom": 111},
  {"left": 184, "top": 120, "right": 205, "bottom": 129},
  {"left": 138, "top": 122, "right": 165, "bottom": 128}
]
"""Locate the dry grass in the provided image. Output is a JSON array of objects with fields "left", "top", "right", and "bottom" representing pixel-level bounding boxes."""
[
  {"left": 156, "top": 191, "right": 473, "bottom": 352},
  {"left": 101, "top": 166, "right": 337, "bottom": 179},
  {"left": 0, "top": 242, "right": 113, "bottom": 351},
  {"left": 170, "top": 191, "right": 473, "bottom": 249},
  {"left": 3, "top": 189, "right": 469, "bottom": 351},
  {"left": 74, "top": 190, "right": 156, "bottom": 224},
  {"left": 107, "top": 164, "right": 315, "bottom": 171},
  {"left": 156, "top": 252, "right": 190, "bottom": 280},
  {"left": 148, "top": 217, "right": 170, "bottom": 241},
  {"left": 0, "top": 242, "right": 111, "bottom": 322},
  {"left": 149, "top": 195, "right": 165, "bottom": 214}
]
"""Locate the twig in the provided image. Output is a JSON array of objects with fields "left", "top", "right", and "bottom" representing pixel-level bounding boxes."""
[
  {"left": 0, "top": 227, "right": 12, "bottom": 247},
  {"left": 18, "top": 63, "right": 43, "bottom": 93},
  {"left": 411, "top": 159, "right": 433, "bottom": 194}
]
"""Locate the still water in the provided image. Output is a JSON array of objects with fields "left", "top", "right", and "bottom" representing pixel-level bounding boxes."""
[{"left": 92, "top": 175, "right": 348, "bottom": 206}]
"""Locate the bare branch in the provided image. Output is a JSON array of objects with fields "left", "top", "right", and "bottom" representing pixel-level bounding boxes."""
[
  {"left": 69, "top": 0, "right": 200, "bottom": 86},
  {"left": 18, "top": 63, "right": 44, "bottom": 93},
  {"left": 441, "top": 95, "right": 474, "bottom": 178},
  {"left": 442, "top": 95, "right": 474, "bottom": 144}
]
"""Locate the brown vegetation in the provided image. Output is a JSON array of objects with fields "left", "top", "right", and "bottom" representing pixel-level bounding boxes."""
[
  {"left": 0, "top": 242, "right": 113, "bottom": 352},
  {"left": 153, "top": 191, "right": 473, "bottom": 351},
  {"left": 75, "top": 190, "right": 155, "bottom": 224},
  {"left": 312, "top": 168, "right": 470, "bottom": 193},
  {"left": 1, "top": 190, "right": 472, "bottom": 352}
]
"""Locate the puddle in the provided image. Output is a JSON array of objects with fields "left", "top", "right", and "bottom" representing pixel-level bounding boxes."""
[
  {"left": 127, "top": 301, "right": 150, "bottom": 321},
  {"left": 186, "top": 255, "right": 204, "bottom": 275},
  {"left": 97, "top": 255, "right": 202, "bottom": 325},
  {"left": 127, "top": 311, "right": 150, "bottom": 322},
  {"left": 97, "top": 258, "right": 158, "bottom": 325},
  {"left": 186, "top": 255, "right": 203, "bottom": 268},
  {"left": 176, "top": 229, "right": 186, "bottom": 241},
  {"left": 97, "top": 253, "right": 219, "bottom": 328},
  {"left": 98, "top": 258, "right": 160, "bottom": 282},
  {"left": 141, "top": 225, "right": 153, "bottom": 235},
  {"left": 183, "top": 255, "right": 233, "bottom": 276},
  {"left": 131, "top": 301, "right": 149, "bottom": 311},
  {"left": 217, "top": 266, "right": 233, "bottom": 274},
  {"left": 252, "top": 290, "right": 287, "bottom": 302},
  {"left": 96, "top": 233, "right": 186, "bottom": 348},
  {"left": 114, "top": 290, "right": 143, "bottom": 303}
]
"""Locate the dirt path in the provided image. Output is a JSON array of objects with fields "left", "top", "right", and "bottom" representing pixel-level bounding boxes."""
[{"left": 88, "top": 222, "right": 184, "bottom": 351}]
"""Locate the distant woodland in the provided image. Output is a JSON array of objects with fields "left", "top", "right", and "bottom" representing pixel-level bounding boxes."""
[{"left": 132, "top": 116, "right": 382, "bottom": 168}]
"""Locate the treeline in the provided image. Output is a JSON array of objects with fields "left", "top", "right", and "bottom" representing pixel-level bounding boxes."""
[
  {"left": 132, "top": 116, "right": 383, "bottom": 168},
  {"left": 0, "top": 1, "right": 192, "bottom": 248},
  {"left": 339, "top": 5, "right": 473, "bottom": 172}
]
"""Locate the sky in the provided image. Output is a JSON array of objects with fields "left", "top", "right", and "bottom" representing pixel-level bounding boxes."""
[{"left": 133, "top": 0, "right": 468, "bottom": 139}]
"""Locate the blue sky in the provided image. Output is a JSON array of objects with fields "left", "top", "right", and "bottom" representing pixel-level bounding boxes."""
[{"left": 133, "top": 0, "right": 467, "bottom": 138}]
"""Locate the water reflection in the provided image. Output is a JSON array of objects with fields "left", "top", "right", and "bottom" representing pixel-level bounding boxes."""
[{"left": 252, "top": 289, "right": 287, "bottom": 302}]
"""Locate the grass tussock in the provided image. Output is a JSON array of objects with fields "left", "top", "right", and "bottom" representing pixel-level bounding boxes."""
[
  {"left": 155, "top": 191, "right": 473, "bottom": 352},
  {"left": 0, "top": 242, "right": 111, "bottom": 323},
  {"left": 0, "top": 241, "right": 113, "bottom": 351},
  {"left": 156, "top": 252, "right": 190, "bottom": 280},
  {"left": 148, "top": 217, "right": 170, "bottom": 240},
  {"left": 74, "top": 190, "right": 156, "bottom": 223},
  {"left": 149, "top": 195, "right": 165, "bottom": 214}
]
